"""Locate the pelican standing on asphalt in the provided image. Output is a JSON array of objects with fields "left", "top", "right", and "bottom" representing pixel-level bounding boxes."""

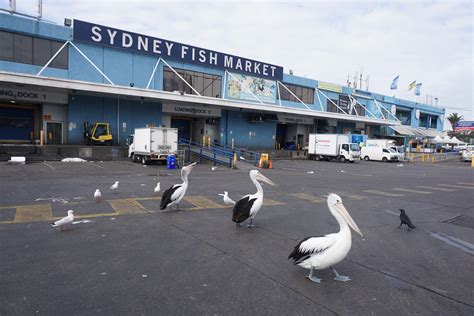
[
  {"left": 160, "top": 162, "right": 197, "bottom": 211},
  {"left": 218, "top": 191, "right": 236, "bottom": 206},
  {"left": 232, "top": 170, "right": 276, "bottom": 228},
  {"left": 288, "top": 193, "right": 363, "bottom": 283}
]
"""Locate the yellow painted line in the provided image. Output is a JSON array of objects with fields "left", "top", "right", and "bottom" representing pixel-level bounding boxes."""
[
  {"left": 438, "top": 184, "right": 474, "bottom": 189},
  {"left": 108, "top": 199, "right": 147, "bottom": 215},
  {"left": 416, "top": 186, "right": 454, "bottom": 192},
  {"left": 134, "top": 197, "right": 161, "bottom": 201},
  {"left": 363, "top": 190, "right": 404, "bottom": 197},
  {"left": 14, "top": 204, "right": 53, "bottom": 222},
  {"left": 457, "top": 182, "right": 474, "bottom": 186},
  {"left": 262, "top": 198, "right": 285, "bottom": 206},
  {"left": 392, "top": 188, "right": 432, "bottom": 194},
  {"left": 339, "top": 193, "right": 368, "bottom": 200},
  {"left": 74, "top": 213, "right": 118, "bottom": 219},
  {"left": 289, "top": 193, "right": 325, "bottom": 203},
  {"left": 184, "top": 196, "right": 225, "bottom": 210}
]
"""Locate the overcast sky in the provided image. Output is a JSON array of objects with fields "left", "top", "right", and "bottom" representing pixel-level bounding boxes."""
[{"left": 3, "top": 0, "right": 473, "bottom": 128}]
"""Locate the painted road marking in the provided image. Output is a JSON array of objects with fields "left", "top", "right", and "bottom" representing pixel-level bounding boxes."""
[
  {"left": 363, "top": 190, "right": 404, "bottom": 197},
  {"left": 416, "top": 186, "right": 454, "bottom": 192},
  {"left": 262, "top": 198, "right": 285, "bottom": 206},
  {"left": 14, "top": 204, "right": 52, "bottom": 223},
  {"left": 438, "top": 184, "right": 474, "bottom": 189},
  {"left": 289, "top": 193, "right": 325, "bottom": 203},
  {"left": 184, "top": 196, "right": 225, "bottom": 210},
  {"left": 339, "top": 193, "right": 368, "bottom": 200},
  {"left": 457, "top": 182, "right": 474, "bottom": 186},
  {"left": 383, "top": 209, "right": 399, "bottom": 216},
  {"left": 42, "top": 162, "right": 56, "bottom": 170},
  {"left": 392, "top": 188, "right": 432, "bottom": 194},
  {"left": 108, "top": 199, "right": 147, "bottom": 215}
]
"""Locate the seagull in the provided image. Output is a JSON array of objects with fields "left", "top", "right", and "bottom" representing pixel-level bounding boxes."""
[
  {"left": 154, "top": 182, "right": 161, "bottom": 193},
  {"left": 288, "top": 193, "right": 363, "bottom": 283},
  {"left": 211, "top": 166, "right": 217, "bottom": 171},
  {"left": 232, "top": 170, "right": 276, "bottom": 228},
  {"left": 218, "top": 191, "right": 236, "bottom": 206},
  {"left": 340, "top": 170, "right": 346, "bottom": 173},
  {"left": 109, "top": 181, "right": 119, "bottom": 190},
  {"left": 160, "top": 162, "right": 197, "bottom": 211},
  {"left": 94, "top": 189, "right": 102, "bottom": 203},
  {"left": 396, "top": 163, "right": 404, "bottom": 167},
  {"left": 399, "top": 209, "right": 416, "bottom": 230},
  {"left": 50, "top": 210, "right": 74, "bottom": 231},
  {"left": 307, "top": 171, "right": 315, "bottom": 174}
]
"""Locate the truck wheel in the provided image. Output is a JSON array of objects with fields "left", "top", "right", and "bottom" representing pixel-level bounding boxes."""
[
  {"left": 340, "top": 156, "right": 346, "bottom": 163},
  {"left": 349, "top": 160, "right": 355, "bottom": 163},
  {"left": 364, "top": 156, "right": 370, "bottom": 161},
  {"left": 382, "top": 157, "right": 388, "bottom": 162},
  {"left": 131, "top": 154, "right": 136, "bottom": 162},
  {"left": 142, "top": 156, "right": 148, "bottom": 165},
  {"left": 315, "top": 155, "right": 321, "bottom": 161}
]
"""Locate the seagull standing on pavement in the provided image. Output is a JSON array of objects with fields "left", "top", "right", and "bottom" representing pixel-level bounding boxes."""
[
  {"left": 218, "top": 191, "right": 236, "bottom": 206},
  {"left": 399, "top": 209, "right": 416, "bottom": 230},
  {"left": 50, "top": 210, "right": 74, "bottom": 231},
  {"left": 109, "top": 181, "right": 119, "bottom": 190},
  {"left": 94, "top": 189, "right": 102, "bottom": 202},
  {"left": 154, "top": 182, "right": 161, "bottom": 193}
]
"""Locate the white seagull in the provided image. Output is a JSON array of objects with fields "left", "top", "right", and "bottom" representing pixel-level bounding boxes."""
[
  {"left": 154, "top": 182, "right": 161, "bottom": 193},
  {"left": 288, "top": 193, "right": 363, "bottom": 283},
  {"left": 232, "top": 170, "right": 276, "bottom": 228},
  {"left": 94, "top": 189, "right": 102, "bottom": 202},
  {"left": 109, "top": 181, "right": 119, "bottom": 190},
  {"left": 50, "top": 210, "right": 74, "bottom": 231},
  {"left": 160, "top": 162, "right": 197, "bottom": 210},
  {"left": 218, "top": 191, "right": 236, "bottom": 206}
]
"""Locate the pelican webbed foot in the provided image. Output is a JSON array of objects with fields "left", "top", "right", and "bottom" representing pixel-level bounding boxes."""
[
  {"left": 332, "top": 267, "right": 351, "bottom": 282},
  {"left": 246, "top": 219, "right": 255, "bottom": 228},
  {"left": 307, "top": 267, "right": 321, "bottom": 283}
]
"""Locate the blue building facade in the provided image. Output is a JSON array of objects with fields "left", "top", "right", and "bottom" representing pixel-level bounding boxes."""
[{"left": 0, "top": 14, "right": 445, "bottom": 149}]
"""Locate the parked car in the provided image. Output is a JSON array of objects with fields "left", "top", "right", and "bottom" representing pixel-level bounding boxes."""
[{"left": 461, "top": 150, "right": 472, "bottom": 162}]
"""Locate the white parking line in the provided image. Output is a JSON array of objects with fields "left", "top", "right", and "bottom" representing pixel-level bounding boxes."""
[
  {"left": 42, "top": 162, "right": 55, "bottom": 170},
  {"left": 363, "top": 190, "right": 404, "bottom": 197},
  {"left": 416, "top": 186, "right": 454, "bottom": 192},
  {"left": 383, "top": 209, "right": 399, "bottom": 216},
  {"left": 438, "top": 184, "right": 474, "bottom": 189},
  {"left": 392, "top": 188, "right": 432, "bottom": 194}
]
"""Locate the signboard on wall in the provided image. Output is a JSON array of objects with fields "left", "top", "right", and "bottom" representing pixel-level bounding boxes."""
[
  {"left": 317, "top": 81, "right": 342, "bottom": 93},
  {"left": 0, "top": 87, "right": 68, "bottom": 104},
  {"left": 73, "top": 20, "right": 283, "bottom": 80},
  {"left": 456, "top": 121, "right": 474, "bottom": 131},
  {"left": 277, "top": 114, "right": 313, "bottom": 125},
  {"left": 162, "top": 103, "right": 221, "bottom": 117},
  {"left": 338, "top": 95, "right": 350, "bottom": 111},
  {"left": 227, "top": 73, "right": 277, "bottom": 104}
]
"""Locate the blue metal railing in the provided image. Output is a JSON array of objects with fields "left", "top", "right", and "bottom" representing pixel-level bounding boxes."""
[{"left": 210, "top": 141, "right": 261, "bottom": 166}]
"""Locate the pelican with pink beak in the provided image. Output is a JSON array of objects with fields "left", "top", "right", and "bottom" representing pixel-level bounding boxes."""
[{"left": 289, "top": 193, "right": 363, "bottom": 283}]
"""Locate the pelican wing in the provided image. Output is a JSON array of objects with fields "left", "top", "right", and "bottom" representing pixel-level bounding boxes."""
[
  {"left": 160, "top": 184, "right": 182, "bottom": 210},
  {"left": 232, "top": 195, "right": 257, "bottom": 223},
  {"left": 288, "top": 235, "right": 336, "bottom": 264}
]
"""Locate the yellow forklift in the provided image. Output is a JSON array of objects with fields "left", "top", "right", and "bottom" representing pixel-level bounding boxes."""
[{"left": 84, "top": 122, "right": 113, "bottom": 145}]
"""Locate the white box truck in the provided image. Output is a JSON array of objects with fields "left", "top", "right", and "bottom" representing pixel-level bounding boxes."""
[
  {"left": 128, "top": 127, "right": 178, "bottom": 164},
  {"left": 308, "top": 134, "right": 361, "bottom": 162}
]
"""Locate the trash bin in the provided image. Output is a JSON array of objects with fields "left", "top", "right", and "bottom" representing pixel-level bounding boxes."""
[{"left": 166, "top": 155, "right": 177, "bottom": 169}]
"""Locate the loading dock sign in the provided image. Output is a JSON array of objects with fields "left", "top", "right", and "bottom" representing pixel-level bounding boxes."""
[
  {"left": 0, "top": 87, "right": 68, "bottom": 104},
  {"left": 162, "top": 104, "right": 221, "bottom": 117}
]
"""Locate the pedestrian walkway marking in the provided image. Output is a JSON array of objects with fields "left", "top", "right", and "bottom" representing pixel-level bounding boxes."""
[
  {"left": 262, "top": 198, "right": 285, "bottom": 206},
  {"left": 438, "top": 184, "right": 474, "bottom": 189},
  {"left": 339, "top": 193, "right": 368, "bottom": 200},
  {"left": 363, "top": 190, "right": 404, "bottom": 197},
  {"left": 184, "top": 196, "right": 225, "bottom": 210},
  {"left": 416, "top": 186, "right": 454, "bottom": 192},
  {"left": 392, "top": 188, "right": 432, "bottom": 194},
  {"left": 108, "top": 199, "right": 147, "bottom": 215},
  {"left": 14, "top": 204, "right": 52, "bottom": 223},
  {"left": 457, "top": 182, "right": 474, "bottom": 186},
  {"left": 289, "top": 193, "right": 325, "bottom": 203}
]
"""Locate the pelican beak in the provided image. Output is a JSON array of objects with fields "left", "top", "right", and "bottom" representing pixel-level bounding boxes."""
[
  {"left": 189, "top": 162, "right": 197, "bottom": 167},
  {"left": 256, "top": 173, "right": 277, "bottom": 186},
  {"left": 334, "top": 202, "right": 363, "bottom": 237}
]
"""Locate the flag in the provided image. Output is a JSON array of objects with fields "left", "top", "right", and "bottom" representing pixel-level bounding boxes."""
[
  {"left": 390, "top": 75, "right": 399, "bottom": 90},
  {"left": 414, "top": 83, "right": 422, "bottom": 96},
  {"left": 408, "top": 80, "right": 416, "bottom": 91}
]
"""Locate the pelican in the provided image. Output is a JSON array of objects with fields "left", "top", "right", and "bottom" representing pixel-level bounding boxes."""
[
  {"left": 232, "top": 170, "right": 276, "bottom": 228},
  {"left": 218, "top": 191, "right": 235, "bottom": 206},
  {"left": 50, "top": 210, "right": 74, "bottom": 231},
  {"left": 288, "top": 193, "right": 363, "bottom": 283},
  {"left": 160, "top": 162, "right": 197, "bottom": 211}
]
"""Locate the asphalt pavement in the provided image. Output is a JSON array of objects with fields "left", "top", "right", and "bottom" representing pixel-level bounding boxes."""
[{"left": 1, "top": 158, "right": 473, "bottom": 315}]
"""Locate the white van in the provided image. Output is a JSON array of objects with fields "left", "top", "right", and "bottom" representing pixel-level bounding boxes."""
[
  {"left": 361, "top": 146, "right": 399, "bottom": 162},
  {"left": 389, "top": 146, "right": 405, "bottom": 161}
]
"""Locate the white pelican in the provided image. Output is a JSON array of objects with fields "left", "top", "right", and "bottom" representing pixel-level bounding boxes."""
[
  {"left": 288, "top": 193, "right": 363, "bottom": 283},
  {"left": 218, "top": 191, "right": 235, "bottom": 206},
  {"left": 160, "top": 162, "right": 197, "bottom": 210},
  {"left": 94, "top": 189, "right": 102, "bottom": 203},
  {"left": 232, "top": 170, "right": 276, "bottom": 228},
  {"left": 50, "top": 210, "right": 74, "bottom": 231},
  {"left": 109, "top": 181, "right": 119, "bottom": 190}
]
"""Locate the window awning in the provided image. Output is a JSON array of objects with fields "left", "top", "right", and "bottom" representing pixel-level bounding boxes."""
[{"left": 389, "top": 125, "right": 446, "bottom": 137}]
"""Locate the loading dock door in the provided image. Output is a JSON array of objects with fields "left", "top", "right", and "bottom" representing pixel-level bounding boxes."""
[
  {"left": 46, "top": 122, "right": 63, "bottom": 144},
  {"left": 171, "top": 118, "right": 191, "bottom": 141},
  {"left": 0, "top": 105, "right": 35, "bottom": 142}
]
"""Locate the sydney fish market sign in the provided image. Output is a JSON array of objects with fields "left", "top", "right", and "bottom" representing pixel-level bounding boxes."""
[{"left": 73, "top": 20, "right": 284, "bottom": 80}]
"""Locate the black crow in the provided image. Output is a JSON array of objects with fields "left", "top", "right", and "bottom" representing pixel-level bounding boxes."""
[{"left": 399, "top": 209, "right": 416, "bottom": 230}]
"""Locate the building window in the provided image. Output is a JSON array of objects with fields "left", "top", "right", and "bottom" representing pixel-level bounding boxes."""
[
  {"left": 430, "top": 116, "right": 437, "bottom": 129},
  {"left": 278, "top": 83, "right": 314, "bottom": 104},
  {"left": 163, "top": 67, "right": 222, "bottom": 98},
  {"left": 0, "top": 30, "right": 68, "bottom": 69},
  {"left": 395, "top": 109, "right": 411, "bottom": 125},
  {"left": 419, "top": 114, "right": 428, "bottom": 128}
]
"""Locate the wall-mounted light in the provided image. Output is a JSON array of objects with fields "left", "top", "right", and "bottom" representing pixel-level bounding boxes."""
[{"left": 64, "top": 18, "right": 72, "bottom": 27}]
